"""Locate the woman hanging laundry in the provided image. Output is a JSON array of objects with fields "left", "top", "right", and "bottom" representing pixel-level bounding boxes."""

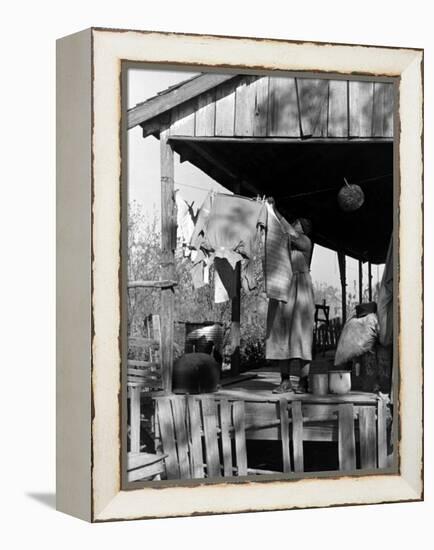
[{"left": 265, "top": 203, "right": 315, "bottom": 394}]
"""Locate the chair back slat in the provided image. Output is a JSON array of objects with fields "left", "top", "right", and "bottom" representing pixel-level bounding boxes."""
[
  {"left": 277, "top": 398, "right": 292, "bottom": 473},
  {"left": 187, "top": 397, "right": 205, "bottom": 478},
  {"left": 338, "top": 403, "right": 356, "bottom": 471},
  {"left": 377, "top": 399, "right": 388, "bottom": 468},
  {"left": 291, "top": 400, "right": 304, "bottom": 473},
  {"left": 171, "top": 396, "right": 191, "bottom": 479},
  {"left": 127, "top": 314, "right": 163, "bottom": 392},
  {"left": 156, "top": 398, "right": 180, "bottom": 479},
  {"left": 129, "top": 387, "right": 141, "bottom": 453},
  {"left": 201, "top": 398, "right": 222, "bottom": 477},
  {"left": 233, "top": 401, "right": 248, "bottom": 476},
  {"left": 219, "top": 399, "right": 233, "bottom": 476},
  {"left": 359, "top": 406, "right": 377, "bottom": 469}
]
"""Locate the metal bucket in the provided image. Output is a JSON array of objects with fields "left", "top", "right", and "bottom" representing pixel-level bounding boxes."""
[
  {"left": 329, "top": 370, "right": 352, "bottom": 395},
  {"left": 184, "top": 322, "right": 224, "bottom": 356},
  {"left": 311, "top": 373, "right": 329, "bottom": 396}
]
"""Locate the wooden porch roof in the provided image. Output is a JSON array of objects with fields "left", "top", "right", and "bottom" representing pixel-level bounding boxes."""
[{"left": 127, "top": 73, "right": 394, "bottom": 263}]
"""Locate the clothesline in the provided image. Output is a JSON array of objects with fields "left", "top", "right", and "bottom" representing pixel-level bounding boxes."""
[
  {"left": 280, "top": 174, "right": 393, "bottom": 200},
  {"left": 176, "top": 183, "right": 264, "bottom": 203},
  {"left": 175, "top": 172, "right": 392, "bottom": 201},
  {"left": 175, "top": 181, "right": 225, "bottom": 193}
]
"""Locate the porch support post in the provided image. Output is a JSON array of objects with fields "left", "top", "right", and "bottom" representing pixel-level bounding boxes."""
[
  {"left": 337, "top": 251, "right": 347, "bottom": 324},
  {"left": 160, "top": 128, "right": 176, "bottom": 393},
  {"left": 368, "top": 261, "right": 373, "bottom": 301},
  {"left": 358, "top": 259, "right": 363, "bottom": 304},
  {"left": 230, "top": 181, "right": 242, "bottom": 376}
]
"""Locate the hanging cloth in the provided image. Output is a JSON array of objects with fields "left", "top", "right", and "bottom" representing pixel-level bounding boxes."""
[
  {"left": 175, "top": 190, "right": 196, "bottom": 257},
  {"left": 190, "top": 191, "right": 266, "bottom": 302},
  {"left": 264, "top": 202, "right": 294, "bottom": 302}
]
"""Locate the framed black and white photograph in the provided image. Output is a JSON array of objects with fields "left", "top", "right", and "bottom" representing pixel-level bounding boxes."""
[{"left": 56, "top": 28, "right": 423, "bottom": 522}]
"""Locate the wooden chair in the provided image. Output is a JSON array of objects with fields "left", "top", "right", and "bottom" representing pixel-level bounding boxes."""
[
  {"left": 127, "top": 314, "right": 162, "bottom": 454},
  {"left": 154, "top": 395, "right": 304, "bottom": 480},
  {"left": 300, "top": 399, "right": 389, "bottom": 471},
  {"left": 127, "top": 451, "right": 167, "bottom": 482},
  {"left": 337, "top": 400, "right": 389, "bottom": 471},
  {"left": 314, "top": 313, "right": 342, "bottom": 357}
]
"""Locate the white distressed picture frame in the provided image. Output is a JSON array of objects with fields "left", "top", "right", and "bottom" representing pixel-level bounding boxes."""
[{"left": 56, "top": 28, "right": 423, "bottom": 522}]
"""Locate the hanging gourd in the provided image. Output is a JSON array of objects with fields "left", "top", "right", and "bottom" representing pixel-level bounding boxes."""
[{"left": 337, "top": 178, "right": 365, "bottom": 212}]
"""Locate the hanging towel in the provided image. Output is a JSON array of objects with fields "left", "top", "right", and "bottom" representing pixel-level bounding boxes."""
[
  {"left": 190, "top": 192, "right": 266, "bottom": 264},
  {"left": 189, "top": 250, "right": 209, "bottom": 289},
  {"left": 214, "top": 257, "right": 238, "bottom": 301},
  {"left": 190, "top": 191, "right": 266, "bottom": 302},
  {"left": 264, "top": 203, "right": 294, "bottom": 302},
  {"left": 214, "top": 266, "right": 230, "bottom": 303}
]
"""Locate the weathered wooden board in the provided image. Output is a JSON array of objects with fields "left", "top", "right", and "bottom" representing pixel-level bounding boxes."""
[
  {"left": 277, "top": 398, "right": 291, "bottom": 472},
  {"left": 292, "top": 401, "right": 304, "bottom": 472},
  {"left": 195, "top": 90, "right": 216, "bottom": 136},
  {"left": 215, "top": 79, "right": 237, "bottom": 136},
  {"left": 129, "top": 387, "right": 141, "bottom": 453},
  {"left": 377, "top": 399, "right": 388, "bottom": 468},
  {"left": 127, "top": 462, "right": 163, "bottom": 482},
  {"left": 372, "top": 82, "right": 394, "bottom": 137},
  {"left": 170, "top": 99, "right": 196, "bottom": 136},
  {"left": 349, "top": 81, "right": 374, "bottom": 137},
  {"left": 234, "top": 76, "right": 269, "bottom": 137},
  {"left": 359, "top": 406, "right": 377, "bottom": 469},
  {"left": 187, "top": 397, "right": 205, "bottom": 478},
  {"left": 128, "top": 73, "right": 234, "bottom": 129},
  {"left": 201, "top": 398, "right": 221, "bottom": 477},
  {"left": 156, "top": 398, "right": 179, "bottom": 479},
  {"left": 268, "top": 77, "right": 300, "bottom": 136},
  {"left": 338, "top": 404, "right": 356, "bottom": 471},
  {"left": 327, "top": 80, "right": 348, "bottom": 137},
  {"left": 233, "top": 401, "right": 248, "bottom": 476},
  {"left": 298, "top": 78, "right": 329, "bottom": 137},
  {"left": 219, "top": 399, "right": 234, "bottom": 477},
  {"left": 159, "top": 130, "right": 175, "bottom": 392},
  {"left": 167, "top": 77, "right": 392, "bottom": 141},
  {"left": 172, "top": 397, "right": 191, "bottom": 479}
]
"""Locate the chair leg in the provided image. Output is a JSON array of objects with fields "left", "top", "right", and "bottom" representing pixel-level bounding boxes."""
[
  {"left": 291, "top": 401, "right": 304, "bottom": 473},
  {"left": 338, "top": 404, "right": 356, "bottom": 471},
  {"left": 130, "top": 387, "right": 141, "bottom": 453}
]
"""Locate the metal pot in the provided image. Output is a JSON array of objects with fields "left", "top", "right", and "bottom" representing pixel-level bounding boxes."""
[
  {"left": 328, "top": 370, "right": 352, "bottom": 395},
  {"left": 185, "top": 322, "right": 224, "bottom": 356},
  {"left": 311, "top": 373, "right": 329, "bottom": 396}
]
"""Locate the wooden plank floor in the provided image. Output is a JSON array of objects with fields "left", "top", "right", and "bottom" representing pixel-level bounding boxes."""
[
  {"left": 211, "top": 366, "right": 380, "bottom": 404},
  {"left": 193, "top": 366, "right": 381, "bottom": 442}
]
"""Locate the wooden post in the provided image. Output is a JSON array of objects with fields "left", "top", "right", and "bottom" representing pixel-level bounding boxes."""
[
  {"left": 230, "top": 181, "right": 242, "bottom": 376},
  {"left": 337, "top": 251, "right": 347, "bottom": 324},
  {"left": 230, "top": 262, "right": 241, "bottom": 376},
  {"left": 358, "top": 259, "right": 363, "bottom": 304},
  {"left": 160, "top": 129, "right": 175, "bottom": 393},
  {"left": 368, "top": 261, "right": 373, "bottom": 301}
]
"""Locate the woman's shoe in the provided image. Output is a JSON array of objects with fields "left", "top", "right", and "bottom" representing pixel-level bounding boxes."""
[
  {"left": 272, "top": 380, "right": 294, "bottom": 394},
  {"left": 293, "top": 377, "right": 309, "bottom": 394}
]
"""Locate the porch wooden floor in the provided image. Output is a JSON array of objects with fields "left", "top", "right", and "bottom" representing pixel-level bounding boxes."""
[{"left": 212, "top": 366, "right": 380, "bottom": 405}]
